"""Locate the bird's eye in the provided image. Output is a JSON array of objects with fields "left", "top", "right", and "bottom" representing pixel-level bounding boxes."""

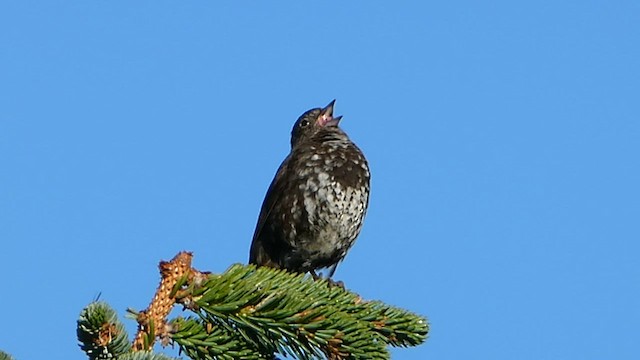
[{"left": 300, "top": 119, "right": 310, "bottom": 127}]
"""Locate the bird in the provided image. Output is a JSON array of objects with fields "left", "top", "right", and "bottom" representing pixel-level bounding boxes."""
[{"left": 249, "top": 100, "right": 370, "bottom": 279}]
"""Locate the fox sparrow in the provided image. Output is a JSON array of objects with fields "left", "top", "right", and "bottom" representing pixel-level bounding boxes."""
[{"left": 249, "top": 100, "right": 370, "bottom": 278}]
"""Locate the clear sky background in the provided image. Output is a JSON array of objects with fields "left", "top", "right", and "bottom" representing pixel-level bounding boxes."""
[{"left": 1, "top": 1, "right": 638, "bottom": 359}]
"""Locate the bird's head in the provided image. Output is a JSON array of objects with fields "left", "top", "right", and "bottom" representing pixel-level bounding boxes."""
[{"left": 290, "top": 100, "right": 343, "bottom": 148}]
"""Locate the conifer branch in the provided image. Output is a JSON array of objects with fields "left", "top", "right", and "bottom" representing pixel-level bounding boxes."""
[
  {"left": 171, "top": 263, "right": 427, "bottom": 359},
  {"left": 77, "top": 301, "right": 133, "bottom": 359},
  {"left": 76, "top": 252, "right": 428, "bottom": 360}
]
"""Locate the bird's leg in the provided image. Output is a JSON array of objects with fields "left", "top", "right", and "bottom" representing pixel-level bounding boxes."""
[
  {"left": 310, "top": 270, "right": 321, "bottom": 280},
  {"left": 310, "top": 269, "right": 345, "bottom": 289},
  {"left": 327, "top": 263, "right": 339, "bottom": 278},
  {"left": 326, "top": 263, "right": 345, "bottom": 288}
]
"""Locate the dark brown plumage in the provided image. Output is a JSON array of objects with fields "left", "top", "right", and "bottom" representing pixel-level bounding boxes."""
[{"left": 249, "top": 100, "right": 370, "bottom": 278}]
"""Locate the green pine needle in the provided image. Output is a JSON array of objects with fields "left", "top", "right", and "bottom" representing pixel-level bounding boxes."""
[
  {"left": 0, "top": 350, "right": 14, "bottom": 360},
  {"left": 172, "top": 264, "right": 428, "bottom": 359},
  {"left": 119, "top": 351, "right": 180, "bottom": 360},
  {"left": 77, "top": 301, "right": 131, "bottom": 360}
]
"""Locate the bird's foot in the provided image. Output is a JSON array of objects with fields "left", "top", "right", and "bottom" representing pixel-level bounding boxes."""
[
  {"left": 310, "top": 270, "right": 345, "bottom": 289},
  {"left": 327, "top": 278, "right": 345, "bottom": 289}
]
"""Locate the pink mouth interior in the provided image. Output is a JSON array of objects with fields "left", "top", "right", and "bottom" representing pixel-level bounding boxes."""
[{"left": 318, "top": 114, "right": 339, "bottom": 127}]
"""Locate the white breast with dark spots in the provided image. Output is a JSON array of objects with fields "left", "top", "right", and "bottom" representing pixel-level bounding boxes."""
[{"left": 293, "top": 142, "right": 370, "bottom": 262}]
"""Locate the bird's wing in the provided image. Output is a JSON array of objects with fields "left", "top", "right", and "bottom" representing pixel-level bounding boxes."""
[{"left": 249, "top": 155, "right": 291, "bottom": 265}]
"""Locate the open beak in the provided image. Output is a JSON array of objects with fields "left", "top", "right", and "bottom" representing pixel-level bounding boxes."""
[{"left": 318, "top": 99, "right": 342, "bottom": 127}]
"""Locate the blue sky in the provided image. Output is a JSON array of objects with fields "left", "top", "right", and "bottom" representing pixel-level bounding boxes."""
[{"left": 1, "top": 1, "right": 639, "bottom": 359}]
